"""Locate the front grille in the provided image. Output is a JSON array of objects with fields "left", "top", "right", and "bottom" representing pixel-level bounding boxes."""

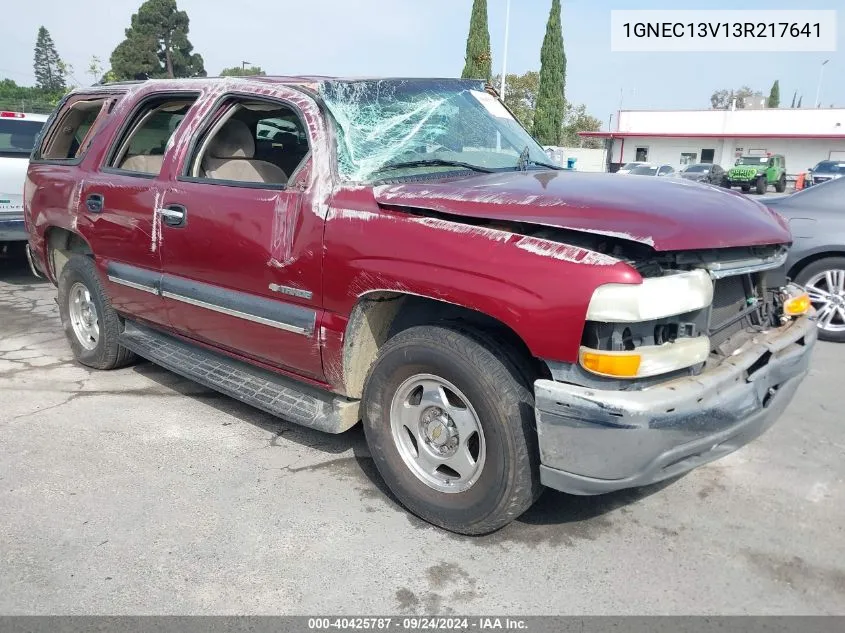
[{"left": 709, "top": 275, "right": 755, "bottom": 351}]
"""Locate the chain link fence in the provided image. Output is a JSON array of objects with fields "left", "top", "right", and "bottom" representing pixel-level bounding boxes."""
[{"left": 0, "top": 99, "right": 58, "bottom": 114}]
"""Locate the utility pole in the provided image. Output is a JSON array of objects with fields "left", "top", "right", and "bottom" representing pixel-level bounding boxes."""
[
  {"left": 499, "top": 0, "right": 511, "bottom": 100},
  {"left": 815, "top": 59, "right": 829, "bottom": 108}
]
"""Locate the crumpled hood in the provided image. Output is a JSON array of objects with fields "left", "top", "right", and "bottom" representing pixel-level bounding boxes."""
[{"left": 373, "top": 171, "right": 791, "bottom": 251}]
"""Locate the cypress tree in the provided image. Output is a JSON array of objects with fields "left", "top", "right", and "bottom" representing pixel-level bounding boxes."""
[
  {"left": 533, "top": 0, "right": 566, "bottom": 145},
  {"left": 790, "top": 90, "right": 796, "bottom": 108},
  {"left": 797, "top": 95, "right": 803, "bottom": 108},
  {"left": 767, "top": 80, "right": 780, "bottom": 108},
  {"left": 33, "top": 26, "right": 66, "bottom": 91},
  {"left": 461, "top": 0, "right": 492, "bottom": 81}
]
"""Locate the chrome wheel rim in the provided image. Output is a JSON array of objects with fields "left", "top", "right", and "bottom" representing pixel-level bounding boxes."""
[
  {"left": 805, "top": 269, "right": 845, "bottom": 333},
  {"left": 68, "top": 282, "right": 100, "bottom": 350},
  {"left": 389, "top": 374, "right": 486, "bottom": 494}
]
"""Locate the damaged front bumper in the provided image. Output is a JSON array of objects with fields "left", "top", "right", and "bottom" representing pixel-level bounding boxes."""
[{"left": 535, "top": 315, "right": 816, "bottom": 495}]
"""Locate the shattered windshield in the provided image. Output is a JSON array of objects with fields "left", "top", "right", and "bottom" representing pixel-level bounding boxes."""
[{"left": 318, "top": 79, "right": 554, "bottom": 182}]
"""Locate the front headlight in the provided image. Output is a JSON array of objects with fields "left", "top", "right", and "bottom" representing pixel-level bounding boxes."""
[
  {"left": 586, "top": 269, "right": 714, "bottom": 323},
  {"left": 579, "top": 337, "right": 710, "bottom": 378}
]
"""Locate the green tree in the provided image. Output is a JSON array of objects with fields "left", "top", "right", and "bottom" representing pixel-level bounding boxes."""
[
  {"left": 33, "top": 26, "right": 66, "bottom": 91},
  {"left": 797, "top": 95, "right": 803, "bottom": 108},
  {"left": 560, "top": 103, "right": 602, "bottom": 148},
  {"left": 461, "top": 0, "right": 492, "bottom": 81},
  {"left": 493, "top": 71, "right": 539, "bottom": 129},
  {"left": 110, "top": 0, "right": 205, "bottom": 80},
  {"left": 790, "top": 90, "right": 797, "bottom": 108},
  {"left": 533, "top": 0, "right": 566, "bottom": 145},
  {"left": 767, "top": 80, "right": 780, "bottom": 108},
  {"left": 219, "top": 66, "right": 266, "bottom": 77},
  {"left": 87, "top": 56, "right": 104, "bottom": 84},
  {"left": 710, "top": 86, "right": 763, "bottom": 109}
]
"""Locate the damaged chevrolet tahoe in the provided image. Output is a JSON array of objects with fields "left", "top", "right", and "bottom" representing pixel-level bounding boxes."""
[{"left": 25, "top": 77, "right": 816, "bottom": 535}]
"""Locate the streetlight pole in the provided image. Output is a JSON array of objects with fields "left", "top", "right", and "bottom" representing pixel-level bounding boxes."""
[
  {"left": 499, "top": 0, "right": 511, "bottom": 100},
  {"left": 815, "top": 59, "right": 829, "bottom": 108},
  {"left": 242, "top": 60, "right": 252, "bottom": 71}
]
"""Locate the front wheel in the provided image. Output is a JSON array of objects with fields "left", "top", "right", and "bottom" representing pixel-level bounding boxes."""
[
  {"left": 796, "top": 257, "right": 845, "bottom": 343},
  {"left": 57, "top": 254, "right": 136, "bottom": 369},
  {"left": 362, "top": 325, "right": 541, "bottom": 535},
  {"left": 756, "top": 176, "right": 767, "bottom": 195}
]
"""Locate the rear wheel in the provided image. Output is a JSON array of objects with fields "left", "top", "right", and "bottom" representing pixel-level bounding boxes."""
[
  {"left": 756, "top": 176, "right": 767, "bottom": 195},
  {"left": 796, "top": 257, "right": 845, "bottom": 343},
  {"left": 58, "top": 254, "right": 136, "bottom": 369},
  {"left": 775, "top": 174, "right": 787, "bottom": 193},
  {"left": 362, "top": 325, "right": 541, "bottom": 535}
]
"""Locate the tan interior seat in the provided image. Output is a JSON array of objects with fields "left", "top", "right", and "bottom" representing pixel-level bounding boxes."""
[
  {"left": 120, "top": 154, "right": 165, "bottom": 174},
  {"left": 202, "top": 119, "right": 288, "bottom": 184}
]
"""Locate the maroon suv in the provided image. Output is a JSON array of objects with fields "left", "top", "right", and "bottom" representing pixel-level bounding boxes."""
[{"left": 24, "top": 77, "right": 816, "bottom": 534}]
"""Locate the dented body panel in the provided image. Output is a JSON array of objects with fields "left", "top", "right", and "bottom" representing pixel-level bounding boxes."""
[
  {"left": 24, "top": 77, "right": 814, "bottom": 505},
  {"left": 373, "top": 171, "right": 792, "bottom": 252}
]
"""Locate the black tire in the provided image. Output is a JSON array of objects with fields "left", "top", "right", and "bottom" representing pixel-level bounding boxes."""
[
  {"left": 775, "top": 174, "right": 786, "bottom": 193},
  {"left": 57, "top": 254, "right": 136, "bottom": 369},
  {"left": 795, "top": 257, "right": 845, "bottom": 343},
  {"left": 362, "top": 324, "right": 541, "bottom": 535},
  {"left": 722, "top": 179, "right": 731, "bottom": 189},
  {"left": 755, "top": 176, "right": 767, "bottom": 195},
  {"left": 741, "top": 184, "right": 751, "bottom": 192}
]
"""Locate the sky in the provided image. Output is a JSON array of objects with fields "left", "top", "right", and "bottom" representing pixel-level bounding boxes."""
[{"left": 2, "top": 0, "right": 843, "bottom": 129}]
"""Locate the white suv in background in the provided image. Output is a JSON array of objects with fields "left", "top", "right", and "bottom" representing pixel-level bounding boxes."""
[{"left": 1, "top": 111, "right": 48, "bottom": 246}]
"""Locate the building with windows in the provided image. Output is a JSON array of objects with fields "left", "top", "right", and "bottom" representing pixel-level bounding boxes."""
[{"left": 580, "top": 107, "right": 845, "bottom": 176}]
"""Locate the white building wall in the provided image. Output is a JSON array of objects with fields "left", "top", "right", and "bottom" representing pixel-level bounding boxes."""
[
  {"left": 618, "top": 109, "right": 845, "bottom": 137},
  {"left": 543, "top": 146, "right": 606, "bottom": 171},
  {"left": 610, "top": 137, "right": 845, "bottom": 174}
]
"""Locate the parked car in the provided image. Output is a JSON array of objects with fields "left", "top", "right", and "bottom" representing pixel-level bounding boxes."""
[
  {"left": 675, "top": 163, "right": 727, "bottom": 186},
  {"left": 805, "top": 160, "right": 845, "bottom": 188},
  {"left": 0, "top": 111, "right": 48, "bottom": 246},
  {"left": 616, "top": 161, "right": 649, "bottom": 174},
  {"left": 767, "top": 178, "right": 845, "bottom": 342},
  {"left": 25, "top": 77, "right": 816, "bottom": 534},
  {"left": 628, "top": 163, "right": 675, "bottom": 177},
  {"left": 726, "top": 154, "right": 787, "bottom": 194}
]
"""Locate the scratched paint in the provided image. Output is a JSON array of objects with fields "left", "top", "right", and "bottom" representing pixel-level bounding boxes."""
[{"left": 515, "top": 236, "right": 619, "bottom": 266}]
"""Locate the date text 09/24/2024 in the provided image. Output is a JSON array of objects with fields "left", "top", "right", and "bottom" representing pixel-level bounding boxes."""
[{"left": 307, "top": 618, "right": 528, "bottom": 630}]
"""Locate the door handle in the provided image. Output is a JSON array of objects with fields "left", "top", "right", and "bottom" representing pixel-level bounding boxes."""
[
  {"left": 156, "top": 204, "right": 187, "bottom": 228},
  {"left": 86, "top": 194, "right": 104, "bottom": 213}
]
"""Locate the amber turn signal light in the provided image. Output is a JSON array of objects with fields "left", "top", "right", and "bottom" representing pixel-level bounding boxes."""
[
  {"left": 579, "top": 351, "right": 642, "bottom": 378},
  {"left": 783, "top": 293, "right": 811, "bottom": 317}
]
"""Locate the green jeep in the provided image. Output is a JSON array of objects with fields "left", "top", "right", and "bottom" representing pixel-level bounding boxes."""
[{"left": 726, "top": 154, "right": 787, "bottom": 194}]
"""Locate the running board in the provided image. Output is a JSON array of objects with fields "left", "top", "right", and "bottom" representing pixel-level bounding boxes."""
[{"left": 119, "top": 321, "right": 360, "bottom": 433}]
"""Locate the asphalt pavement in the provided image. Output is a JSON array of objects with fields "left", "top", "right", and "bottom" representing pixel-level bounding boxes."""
[{"left": 1, "top": 253, "right": 843, "bottom": 615}]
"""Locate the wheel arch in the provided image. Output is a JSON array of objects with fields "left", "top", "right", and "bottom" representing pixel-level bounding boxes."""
[
  {"left": 43, "top": 226, "right": 94, "bottom": 284},
  {"left": 788, "top": 249, "right": 845, "bottom": 281},
  {"left": 339, "top": 291, "right": 548, "bottom": 399}
]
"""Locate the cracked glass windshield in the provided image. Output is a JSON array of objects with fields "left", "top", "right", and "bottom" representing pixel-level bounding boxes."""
[{"left": 318, "top": 79, "right": 555, "bottom": 182}]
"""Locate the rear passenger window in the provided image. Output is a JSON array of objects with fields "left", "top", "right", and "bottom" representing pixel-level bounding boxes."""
[
  {"left": 40, "top": 98, "right": 109, "bottom": 160},
  {"left": 107, "top": 96, "right": 198, "bottom": 176}
]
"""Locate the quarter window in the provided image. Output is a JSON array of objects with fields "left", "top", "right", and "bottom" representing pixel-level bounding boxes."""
[{"left": 40, "top": 98, "right": 109, "bottom": 160}]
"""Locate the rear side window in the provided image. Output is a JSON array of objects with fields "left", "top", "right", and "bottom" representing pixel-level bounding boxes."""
[
  {"left": 0, "top": 119, "right": 44, "bottom": 155},
  {"left": 40, "top": 98, "right": 110, "bottom": 160},
  {"left": 107, "top": 95, "right": 198, "bottom": 176}
]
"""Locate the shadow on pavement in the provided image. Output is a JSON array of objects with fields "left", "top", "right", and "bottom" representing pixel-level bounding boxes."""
[
  {"left": 0, "top": 248, "right": 48, "bottom": 286},
  {"left": 132, "top": 357, "right": 677, "bottom": 540}
]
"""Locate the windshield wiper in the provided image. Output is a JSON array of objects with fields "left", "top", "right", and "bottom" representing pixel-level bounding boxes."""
[
  {"left": 516, "top": 145, "right": 561, "bottom": 171},
  {"left": 376, "top": 159, "right": 495, "bottom": 174}
]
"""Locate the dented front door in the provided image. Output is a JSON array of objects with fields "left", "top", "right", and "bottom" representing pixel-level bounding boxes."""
[{"left": 155, "top": 174, "right": 325, "bottom": 379}]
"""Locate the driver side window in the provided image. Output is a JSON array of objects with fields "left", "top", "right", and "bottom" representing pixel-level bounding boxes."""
[{"left": 188, "top": 98, "right": 310, "bottom": 187}]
